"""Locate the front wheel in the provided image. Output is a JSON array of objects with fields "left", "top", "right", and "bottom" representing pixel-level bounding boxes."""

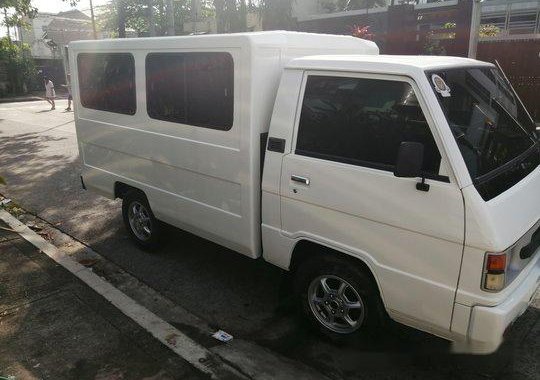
[
  {"left": 294, "top": 257, "right": 385, "bottom": 341},
  {"left": 122, "top": 190, "right": 163, "bottom": 250}
]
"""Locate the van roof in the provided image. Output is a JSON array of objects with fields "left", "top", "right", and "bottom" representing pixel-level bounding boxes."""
[
  {"left": 286, "top": 54, "right": 494, "bottom": 73},
  {"left": 69, "top": 31, "right": 379, "bottom": 55}
]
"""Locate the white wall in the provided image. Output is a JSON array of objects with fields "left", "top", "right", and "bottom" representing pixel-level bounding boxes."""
[{"left": 21, "top": 13, "right": 56, "bottom": 59}]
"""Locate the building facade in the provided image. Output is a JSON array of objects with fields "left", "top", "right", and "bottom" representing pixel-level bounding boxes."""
[
  {"left": 294, "top": 0, "right": 539, "bottom": 122},
  {"left": 17, "top": 10, "right": 94, "bottom": 84}
]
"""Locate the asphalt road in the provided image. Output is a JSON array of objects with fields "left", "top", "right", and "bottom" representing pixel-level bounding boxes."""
[{"left": 1, "top": 100, "right": 539, "bottom": 380}]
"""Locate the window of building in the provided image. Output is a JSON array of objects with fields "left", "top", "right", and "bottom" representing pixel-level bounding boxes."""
[
  {"left": 481, "top": 12, "right": 507, "bottom": 31},
  {"left": 508, "top": 10, "right": 538, "bottom": 34},
  {"left": 146, "top": 52, "right": 234, "bottom": 130},
  {"left": 296, "top": 75, "right": 442, "bottom": 177},
  {"left": 77, "top": 53, "right": 136, "bottom": 115}
]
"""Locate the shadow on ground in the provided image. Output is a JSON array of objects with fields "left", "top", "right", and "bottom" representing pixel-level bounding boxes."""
[{"left": 0, "top": 226, "right": 201, "bottom": 380}]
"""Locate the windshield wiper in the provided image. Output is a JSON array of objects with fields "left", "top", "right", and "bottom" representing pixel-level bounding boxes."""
[
  {"left": 492, "top": 98, "right": 536, "bottom": 142},
  {"left": 474, "top": 141, "right": 539, "bottom": 186}
]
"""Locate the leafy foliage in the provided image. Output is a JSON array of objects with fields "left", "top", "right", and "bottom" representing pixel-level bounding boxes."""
[
  {"left": 479, "top": 24, "right": 500, "bottom": 37},
  {"left": 213, "top": 0, "right": 248, "bottom": 33},
  {"left": 445, "top": 21, "right": 501, "bottom": 38},
  {"left": 98, "top": 0, "right": 295, "bottom": 36},
  {"left": 423, "top": 31, "right": 447, "bottom": 56},
  {"left": 0, "top": 0, "right": 37, "bottom": 29},
  {"left": 98, "top": 0, "right": 217, "bottom": 36},
  {"left": 256, "top": 0, "right": 294, "bottom": 31},
  {"left": 0, "top": 37, "right": 37, "bottom": 95}
]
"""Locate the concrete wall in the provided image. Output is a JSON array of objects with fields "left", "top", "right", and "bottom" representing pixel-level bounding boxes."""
[{"left": 21, "top": 13, "right": 56, "bottom": 60}]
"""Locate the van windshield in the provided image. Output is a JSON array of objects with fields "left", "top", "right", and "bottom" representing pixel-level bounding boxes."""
[{"left": 427, "top": 66, "right": 539, "bottom": 200}]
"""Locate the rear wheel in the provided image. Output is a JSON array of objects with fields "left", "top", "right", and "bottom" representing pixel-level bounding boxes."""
[
  {"left": 122, "top": 190, "right": 163, "bottom": 250},
  {"left": 294, "top": 256, "right": 384, "bottom": 341}
]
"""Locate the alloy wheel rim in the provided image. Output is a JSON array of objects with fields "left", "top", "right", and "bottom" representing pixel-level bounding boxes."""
[
  {"left": 307, "top": 275, "right": 365, "bottom": 334},
  {"left": 128, "top": 201, "right": 152, "bottom": 241}
]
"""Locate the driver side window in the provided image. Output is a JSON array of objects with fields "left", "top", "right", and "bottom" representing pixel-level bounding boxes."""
[{"left": 296, "top": 75, "right": 442, "bottom": 177}]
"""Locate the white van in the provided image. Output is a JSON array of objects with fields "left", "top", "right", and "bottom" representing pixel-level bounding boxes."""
[{"left": 70, "top": 31, "right": 540, "bottom": 354}]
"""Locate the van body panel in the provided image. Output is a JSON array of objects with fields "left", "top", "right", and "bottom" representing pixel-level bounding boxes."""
[
  {"left": 454, "top": 161, "right": 540, "bottom": 309},
  {"left": 272, "top": 69, "right": 465, "bottom": 331},
  {"left": 463, "top": 166, "right": 540, "bottom": 253},
  {"left": 261, "top": 69, "right": 305, "bottom": 267},
  {"left": 466, "top": 257, "right": 540, "bottom": 353},
  {"left": 279, "top": 154, "right": 465, "bottom": 330},
  {"left": 71, "top": 32, "right": 377, "bottom": 259}
]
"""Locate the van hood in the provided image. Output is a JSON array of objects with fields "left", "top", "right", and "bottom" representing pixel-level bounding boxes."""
[{"left": 463, "top": 165, "right": 540, "bottom": 251}]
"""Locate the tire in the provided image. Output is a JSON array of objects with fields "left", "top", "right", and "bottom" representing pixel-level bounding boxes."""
[
  {"left": 294, "top": 256, "right": 385, "bottom": 342},
  {"left": 122, "top": 190, "right": 163, "bottom": 250}
]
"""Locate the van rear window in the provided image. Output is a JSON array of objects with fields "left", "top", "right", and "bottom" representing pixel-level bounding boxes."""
[
  {"left": 77, "top": 53, "right": 136, "bottom": 115},
  {"left": 145, "top": 52, "right": 234, "bottom": 131}
]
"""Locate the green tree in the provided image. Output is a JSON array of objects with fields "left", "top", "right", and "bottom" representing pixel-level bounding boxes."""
[
  {"left": 0, "top": 37, "right": 36, "bottom": 95},
  {"left": 479, "top": 24, "right": 500, "bottom": 37},
  {"left": 98, "top": 0, "right": 207, "bottom": 36},
  {"left": 1, "top": 0, "right": 37, "bottom": 38},
  {"left": 213, "top": 0, "right": 248, "bottom": 33},
  {"left": 257, "top": 0, "right": 294, "bottom": 30}
]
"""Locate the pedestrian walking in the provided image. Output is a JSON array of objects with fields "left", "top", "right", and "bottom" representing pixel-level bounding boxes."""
[{"left": 44, "top": 77, "right": 56, "bottom": 110}]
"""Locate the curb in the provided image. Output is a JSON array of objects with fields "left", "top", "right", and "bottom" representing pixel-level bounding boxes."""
[{"left": 0, "top": 209, "right": 247, "bottom": 380}]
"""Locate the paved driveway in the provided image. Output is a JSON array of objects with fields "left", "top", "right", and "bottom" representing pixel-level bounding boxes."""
[{"left": 1, "top": 100, "right": 539, "bottom": 379}]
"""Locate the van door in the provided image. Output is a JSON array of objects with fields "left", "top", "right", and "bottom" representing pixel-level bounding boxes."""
[{"left": 280, "top": 72, "right": 465, "bottom": 331}]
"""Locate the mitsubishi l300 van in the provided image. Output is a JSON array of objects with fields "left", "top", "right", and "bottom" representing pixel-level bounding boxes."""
[{"left": 70, "top": 32, "right": 540, "bottom": 354}]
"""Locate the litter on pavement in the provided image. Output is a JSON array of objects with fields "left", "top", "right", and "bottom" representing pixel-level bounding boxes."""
[
  {"left": 212, "top": 330, "right": 233, "bottom": 343},
  {"left": 0, "top": 198, "right": 11, "bottom": 206}
]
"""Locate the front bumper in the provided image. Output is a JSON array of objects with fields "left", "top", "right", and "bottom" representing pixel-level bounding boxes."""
[{"left": 467, "top": 257, "right": 540, "bottom": 354}]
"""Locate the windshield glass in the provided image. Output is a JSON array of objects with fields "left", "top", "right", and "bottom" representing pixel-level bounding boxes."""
[{"left": 427, "top": 66, "right": 539, "bottom": 200}]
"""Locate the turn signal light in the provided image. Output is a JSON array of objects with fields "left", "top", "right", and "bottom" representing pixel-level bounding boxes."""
[
  {"left": 483, "top": 252, "right": 507, "bottom": 292},
  {"left": 486, "top": 254, "right": 507, "bottom": 272}
]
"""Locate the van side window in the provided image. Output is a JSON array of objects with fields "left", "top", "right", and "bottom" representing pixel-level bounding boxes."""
[
  {"left": 296, "top": 76, "right": 442, "bottom": 176},
  {"left": 146, "top": 52, "right": 234, "bottom": 131},
  {"left": 77, "top": 53, "right": 136, "bottom": 115}
]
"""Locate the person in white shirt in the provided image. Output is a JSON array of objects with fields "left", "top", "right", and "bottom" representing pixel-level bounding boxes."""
[{"left": 44, "top": 77, "right": 55, "bottom": 110}]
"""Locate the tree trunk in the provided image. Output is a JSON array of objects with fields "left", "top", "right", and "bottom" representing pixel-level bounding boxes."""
[
  {"left": 191, "top": 0, "right": 198, "bottom": 33},
  {"left": 148, "top": 0, "right": 156, "bottom": 36},
  {"left": 214, "top": 0, "right": 225, "bottom": 33},
  {"left": 118, "top": 0, "right": 126, "bottom": 38},
  {"left": 89, "top": 0, "right": 98, "bottom": 39},
  {"left": 4, "top": 9, "right": 11, "bottom": 42},
  {"left": 166, "top": 0, "right": 175, "bottom": 36},
  {"left": 239, "top": 0, "right": 247, "bottom": 32}
]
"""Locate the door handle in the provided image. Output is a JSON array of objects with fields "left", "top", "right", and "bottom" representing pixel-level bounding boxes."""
[{"left": 291, "top": 175, "right": 310, "bottom": 185}]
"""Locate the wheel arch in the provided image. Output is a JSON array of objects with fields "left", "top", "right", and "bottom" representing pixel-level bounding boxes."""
[
  {"left": 114, "top": 181, "right": 142, "bottom": 200},
  {"left": 289, "top": 239, "right": 387, "bottom": 308}
]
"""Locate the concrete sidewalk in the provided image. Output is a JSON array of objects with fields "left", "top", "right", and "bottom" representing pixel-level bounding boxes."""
[{"left": 0, "top": 220, "right": 204, "bottom": 380}]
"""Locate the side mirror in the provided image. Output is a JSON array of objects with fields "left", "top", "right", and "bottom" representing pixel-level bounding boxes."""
[
  {"left": 394, "top": 142, "right": 424, "bottom": 178},
  {"left": 394, "top": 142, "right": 430, "bottom": 192}
]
